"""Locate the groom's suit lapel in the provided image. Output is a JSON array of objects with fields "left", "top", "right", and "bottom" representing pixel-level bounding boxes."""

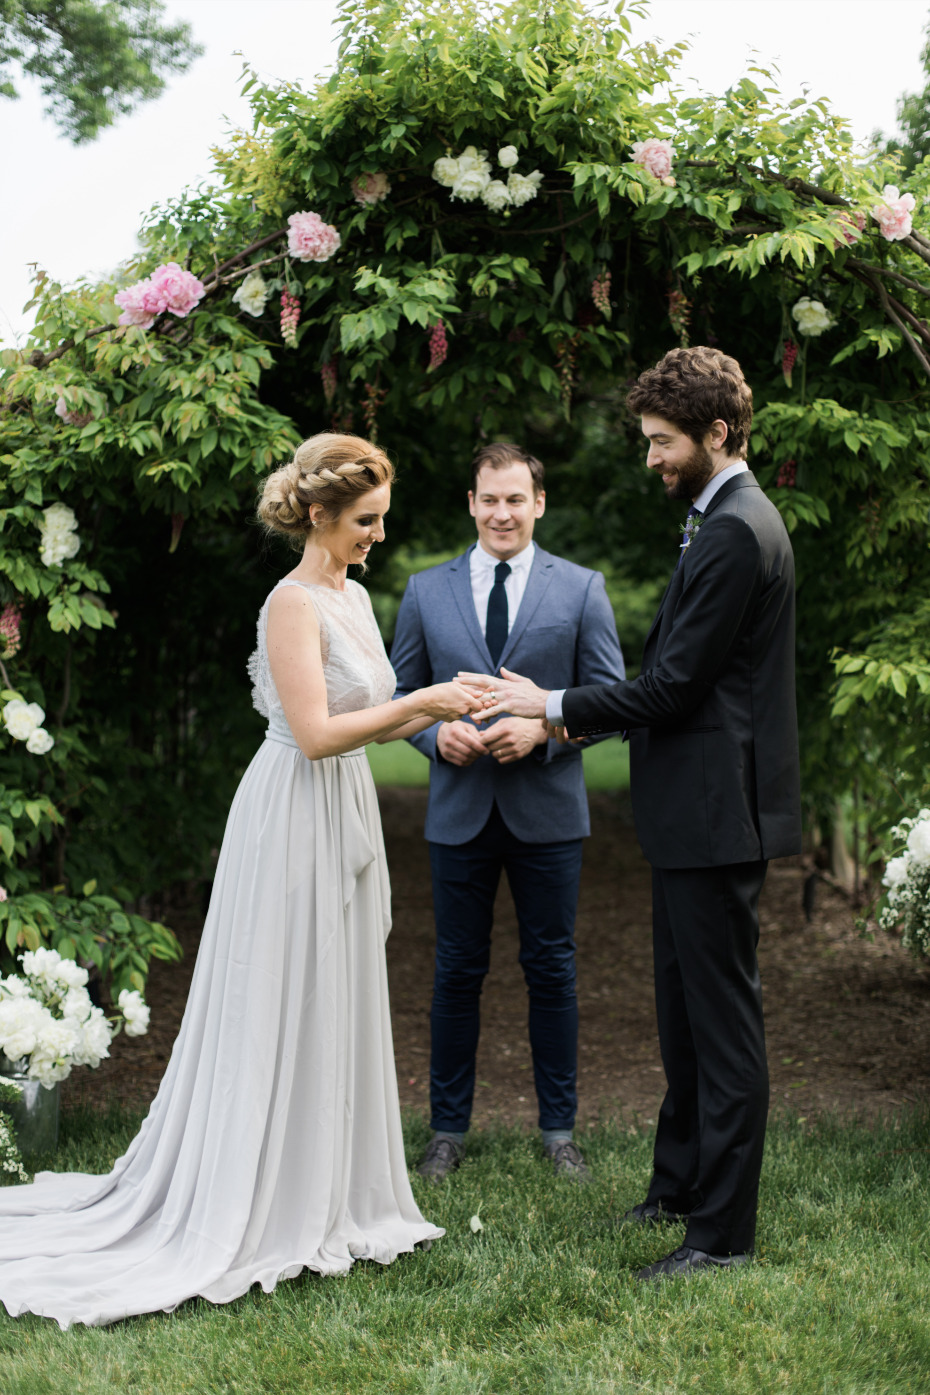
[
  {"left": 643, "top": 471, "right": 761, "bottom": 657},
  {"left": 497, "top": 546, "right": 556, "bottom": 671},
  {"left": 446, "top": 546, "right": 495, "bottom": 669}
]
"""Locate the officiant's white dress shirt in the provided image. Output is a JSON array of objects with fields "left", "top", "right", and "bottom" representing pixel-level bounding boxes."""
[
  {"left": 470, "top": 539, "right": 535, "bottom": 637},
  {"left": 544, "top": 462, "right": 749, "bottom": 724}
]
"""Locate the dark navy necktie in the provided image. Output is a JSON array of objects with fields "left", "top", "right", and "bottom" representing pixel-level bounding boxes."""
[
  {"left": 677, "top": 505, "right": 703, "bottom": 569},
  {"left": 485, "top": 561, "right": 511, "bottom": 666}
]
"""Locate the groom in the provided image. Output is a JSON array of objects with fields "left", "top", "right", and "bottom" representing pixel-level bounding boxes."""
[
  {"left": 465, "top": 348, "right": 801, "bottom": 1277},
  {"left": 390, "top": 442, "right": 625, "bottom": 1183}
]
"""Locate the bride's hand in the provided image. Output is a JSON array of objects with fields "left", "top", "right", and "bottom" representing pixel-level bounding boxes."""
[{"left": 420, "top": 681, "right": 491, "bottom": 723}]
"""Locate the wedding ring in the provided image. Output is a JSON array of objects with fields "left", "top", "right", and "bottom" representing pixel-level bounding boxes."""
[{"left": 488, "top": 690, "right": 497, "bottom": 701}]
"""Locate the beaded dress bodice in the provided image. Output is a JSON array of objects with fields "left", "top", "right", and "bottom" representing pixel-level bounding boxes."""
[{"left": 248, "top": 578, "right": 396, "bottom": 743}]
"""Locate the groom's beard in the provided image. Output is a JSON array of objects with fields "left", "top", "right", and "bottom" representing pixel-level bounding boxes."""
[{"left": 663, "top": 441, "right": 715, "bottom": 501}]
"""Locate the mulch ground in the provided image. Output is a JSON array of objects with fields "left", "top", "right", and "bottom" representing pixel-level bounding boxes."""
[{"left": 65, "top": 789, "right": 930, "bottom": 1127}]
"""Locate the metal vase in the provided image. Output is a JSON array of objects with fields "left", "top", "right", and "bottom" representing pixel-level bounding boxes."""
[{"left": 0, "top": 1052, "right": 60, "bottom": 1160}]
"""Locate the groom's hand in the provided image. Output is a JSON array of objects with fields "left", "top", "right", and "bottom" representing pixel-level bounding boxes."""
[
  {"left": 436, "top": 720, "right": 489, "bottom": 767},
  {"left": 457, "top": 667, "right": 550, "bottom": 721},
  {"left": 480, "top": 717, "right": 548, "bottom": 765}
]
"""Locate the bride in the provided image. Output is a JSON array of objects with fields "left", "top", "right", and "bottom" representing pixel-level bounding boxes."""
[{"left": 0, "top": 433, "right": 482, "bottom": 1329}]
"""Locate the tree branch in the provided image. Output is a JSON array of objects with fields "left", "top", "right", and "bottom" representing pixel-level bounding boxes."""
[
  {"left": 847, "top": 258, "right": 930, "bottom": 300},
  {"left": 856, "top": 268, "right": 930, "bottom": 381}
]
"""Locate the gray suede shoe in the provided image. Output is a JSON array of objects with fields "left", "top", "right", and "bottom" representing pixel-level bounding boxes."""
[
  {"left": 416, "top": 1137, "right": 464, "bottom": 1182},
  {"left": 544, "top": 1139, "right": 592, "bottom": 1182}
]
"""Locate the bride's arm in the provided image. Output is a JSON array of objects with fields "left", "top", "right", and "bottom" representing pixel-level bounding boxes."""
[{"left": 268, "top": 586, "right": 477, "bottom": 759}]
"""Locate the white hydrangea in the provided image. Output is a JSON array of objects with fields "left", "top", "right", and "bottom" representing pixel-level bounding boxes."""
[
  {"left": 882, "top": 854, "right": 911, "bottom": 889},
  {"left": 232, "top": 270, "right": 271, "bottom": 318},
  {"left": 118, "top": 988, "right": 151, "bottom": 1037},
  {"left": 906, "top": 816, "right": 930, "bottom": 867},
  {"left": 506, "top": 169, "right": 544, "bottom": 207},
  {"left": 481, "top": 179, "right": 512, "bottom": 213},
  {"left": 26, "top": 727, "right": 54, "bottom": 755},
  {"left": 38, "top": 503, "right": 81, "bottom": 569},
  {"left": 450, "top": 146, "right": 492, "bottom": 202},
  {"left": 498, "top": 145, "right": 519, "bottom": 169},
  {"left": 791, "top": 297, "right": 834, "bottom": 338},
  {"left": 432, "top": 155, "right": 461, "bottom": 188},
  {"left": 3, "top": 700, "right": 44, "bottom": 742}
]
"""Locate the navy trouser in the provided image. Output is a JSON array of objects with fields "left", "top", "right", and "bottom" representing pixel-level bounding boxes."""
[{"left": 428, "top": 803, "right": 584, "bottom": 1133}]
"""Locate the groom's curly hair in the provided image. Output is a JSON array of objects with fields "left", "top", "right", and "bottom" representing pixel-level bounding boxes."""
[{"left": 627, "top": 347, "right": 753, "bottom": 458}]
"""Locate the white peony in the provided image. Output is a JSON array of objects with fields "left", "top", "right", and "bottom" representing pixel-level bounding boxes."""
[
  {"left": 0, "top": 976, "right": 31, "bottom": 1000},
  {"left": 450, "top": 146, "right": 492, "bottom": 201},
  {"left": 498, "top": 145, "right": 519, "bottom": 169},
  {"left": 0, "top": 996, "right": 45, "bottom": 1061},
  {"left": 61, "top": 986, "right": 92, "bottom": 1020},
  {"left": 432, "top": 156, "right": 460, "bottom": 188},
  {"left": 71, "top": 1005, "right": 113, "bottom": 1067},
  {"left": 882, "top": 854, "right": 911, "bottom": 890},
  {"left": 906, "top": 816, "right": 930, "bottom": 867},
  {"left": 3, "top": 700, "right": 45, "bottom": 742},
  {"left": 26, "top": 727, "right": 54, "bottom": 755},
  {"left": 481, "top": 179, "right": 512, "bottom": 213},
  {"left": 20, "top": 946, "right": 61, "bottom": 981},
  {"left": 232, "top": 269, "right": 271, "bottom": 318},
  {"left": 118, "top": 988, "right": 151, "bottom": 1037},
  {"left": 56, "top": 957, "right": 89, "bottom": 991},
  {"left": 791, "top": 297, "right": 834, "bottom": 338},
  {"left": 506, "top": 169, "right": 544, "bottom": 207},
  {"left": 38, "top": 502, "right": 81, "bottom": 569}
]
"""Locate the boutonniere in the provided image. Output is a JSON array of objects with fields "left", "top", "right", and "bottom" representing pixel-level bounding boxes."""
[{"left": 679, "top": 513, "right": 704, "bottom": 551}]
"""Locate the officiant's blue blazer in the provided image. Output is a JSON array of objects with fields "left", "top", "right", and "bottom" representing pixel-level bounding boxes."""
[{"left": 390, "top": 544, "right": 625, "bottom": 845}]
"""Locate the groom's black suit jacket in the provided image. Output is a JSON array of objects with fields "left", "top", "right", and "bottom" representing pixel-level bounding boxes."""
[{"left": 563, "top": 471, "right": 801, "bottom": 869}]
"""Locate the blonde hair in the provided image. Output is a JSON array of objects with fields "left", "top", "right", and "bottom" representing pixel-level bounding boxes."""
[{"left": 258, "top": 433, "right": 395, "bottom": 544}]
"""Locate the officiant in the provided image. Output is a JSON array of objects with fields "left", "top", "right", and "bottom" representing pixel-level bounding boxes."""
[{"left": 390, "top": 443, "right": 625, "bottom": 1183}]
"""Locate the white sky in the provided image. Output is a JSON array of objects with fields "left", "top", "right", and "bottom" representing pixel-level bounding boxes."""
[{"left": 2, "top": 0, "right": 927, "bottom": 345}]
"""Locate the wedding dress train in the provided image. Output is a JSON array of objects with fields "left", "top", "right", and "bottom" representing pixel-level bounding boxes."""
[{"left": 0, "top": 578, "right": 441, "bottom": 1329}]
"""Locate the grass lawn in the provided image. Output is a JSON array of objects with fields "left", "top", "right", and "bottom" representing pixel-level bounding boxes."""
[
  {"left": 367, "top": 737, "right": 630, "bottom": 790},
  {"left": 2, "top": 1106, "right": 928, "bottom": 1393}
]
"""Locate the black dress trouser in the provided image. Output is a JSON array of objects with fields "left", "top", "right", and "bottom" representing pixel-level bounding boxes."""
[{"left": 645, "top": 859, "right": 769, "bottom": 1255}]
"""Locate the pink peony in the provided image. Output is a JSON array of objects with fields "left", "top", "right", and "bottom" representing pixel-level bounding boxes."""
[
  {"left": 872, "top": 185, "right": 916, "bottom": 242},
  {"left": 0, "top": 887, "right": 7, "bottom": 903},
  {"left": 147, "top": 262, "right": 205, "bottom": 318},
  {"left": 351, "top": 172, "right": 391, "bottom": 207},
  {"left": 835, "top": 209, "right": 866, "bottom": 247},
  {"left": 631, "top": 138, "right": 674, "bottom": 180},
  {"left": 115, "top": 279, "right": 160, "bottom": 329},
  {"left": 287, "top": 211, "right": 342, "bottom": 263}
]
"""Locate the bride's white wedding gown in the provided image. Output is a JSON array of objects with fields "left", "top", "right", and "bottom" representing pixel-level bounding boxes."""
[{"left": 0, "top": 578, "right": 442, "bottom": 1329}]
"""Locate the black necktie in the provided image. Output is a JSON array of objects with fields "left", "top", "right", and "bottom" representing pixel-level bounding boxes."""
[
  {"left": 485, "top": 561, "right": 511, "bottom": 666},
  {"left": 677, "top": 505, "right": 703, "bottom": 569}
]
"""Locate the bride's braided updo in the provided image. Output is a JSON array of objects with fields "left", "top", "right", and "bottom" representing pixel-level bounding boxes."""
[{"left": 258, "top": 433, "right": 395, "bottom": 540}]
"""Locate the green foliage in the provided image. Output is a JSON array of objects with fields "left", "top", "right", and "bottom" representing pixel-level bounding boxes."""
[
  {"left": 0, "top": 0, "right": 202, "bottom": 143},
  {"left": 0, "top": 0, "right": 928, "bottom": 917},
  {"left": 3, "top": 1106, "right": 930, "bottom": 1392},
  {"left": 879, "top": 13, "right": 930, "bottom": 176}
]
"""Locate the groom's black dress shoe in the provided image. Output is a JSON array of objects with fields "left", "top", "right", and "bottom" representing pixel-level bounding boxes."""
[
  {"left": 416, "top": 1137, "right": 463, "bottom": 1182},
  {"left": 635, "top": 1246, "right": 752, "bottom": 1282},
  {"left": 621, "top": 1201, "right": 687, "bottom": 1226}
]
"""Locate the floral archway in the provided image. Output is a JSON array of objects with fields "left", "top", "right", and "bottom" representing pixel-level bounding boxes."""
[{"left": 1, "top": 0, "right": 928, "bottom": 989}]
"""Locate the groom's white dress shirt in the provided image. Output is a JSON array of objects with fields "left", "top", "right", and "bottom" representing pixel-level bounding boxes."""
[
  {"left": 470, "top": 539, "right": 535, "bottom": 637},
  {"left": 544, "top": 462, "right": 749, "bottom": 724}
]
